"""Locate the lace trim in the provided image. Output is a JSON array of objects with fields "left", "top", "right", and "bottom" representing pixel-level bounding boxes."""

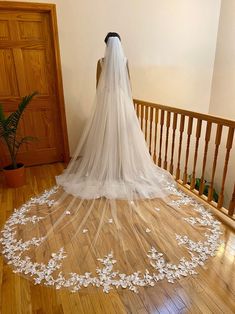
[{"left": 0, "top": 186, "right": 222, "bottom": 293}]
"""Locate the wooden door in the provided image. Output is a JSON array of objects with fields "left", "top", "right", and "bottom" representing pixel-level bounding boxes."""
[{"left": 0, "top": 2, "right": 69, "bottom": 167}]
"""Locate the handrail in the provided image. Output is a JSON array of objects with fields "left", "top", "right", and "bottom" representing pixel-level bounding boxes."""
[
  {"left": 133, "top": 98, "right": 235, "bottom": 219},
  {"left": 134, "top": 99, "right": 235, "bottom": 128}
]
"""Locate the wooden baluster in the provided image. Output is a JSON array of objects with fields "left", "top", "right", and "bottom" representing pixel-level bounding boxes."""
[
  {"left": 137, "top": 103, "right": 140, "bottom": 119},
  {"left": 208, "top": 124, "right": 223, "bottom": 202},
  {"left": 149, "top": 107, "right": 154, "bottom": 155},
  {"left": 140, "top": 104, "right": 144, "bottom": 130},
  {"left": 133, "top": 99, "right": 235, "bottom": 217},
  {"left": 153, "top": 108, "right": 159, "bottom": 163},
  {"left": 199, "top": 122, "right": 212, "bottom": 195},
  {"left": 163, "top": 111, "right": 171, "bottom": 170},
  {"left": 145, "top": 106, "right": 149, "bottom": 141},
  {"left": 169, "top": 113, "right": 178, "bottom": 174},
  {"left": 190, "top": 119, "right": 202, "bottom": 190},
  {"left": 183, "top": 117, "right": 193, "bottom": 184},
  {"left": 217, "top": 127, "right": 234, "bottom": 208},
  {"left": 158, "top": 110, "right": 165, "bottom": 167},
  {"left": 228, "top": 183, "right": 235, "bottom": 216},
  {"left": 176, "top": 115, "right": 185, "bottom": 180}
]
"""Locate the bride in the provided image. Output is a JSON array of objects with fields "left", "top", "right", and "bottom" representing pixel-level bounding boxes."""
[
  {"left": 57, "top": 32, "right": 175, "bottom": 200},
  {"left": 0, "top": 33, "right": 222, "bottom": 293}
]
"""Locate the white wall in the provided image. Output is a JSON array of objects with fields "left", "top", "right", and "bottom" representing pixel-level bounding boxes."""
[
  {"left": 209, "top": 0, "right": 235, "bottom": 208},
  {"left": 7, "top": 0, "right": 221, "bottom": 153},
  {"left": 210, "top": 0, "right": 235, "bottom": 120}
]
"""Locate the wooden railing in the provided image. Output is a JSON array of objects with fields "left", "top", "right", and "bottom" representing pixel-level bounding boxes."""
[{"left": 134, "top": 99, "right": 235, "bottom": 220}]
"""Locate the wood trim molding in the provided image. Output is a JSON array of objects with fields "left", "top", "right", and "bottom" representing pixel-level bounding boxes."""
[
  {"left": 50, "top": 4, "right": 70, "bottom": 162},
  {"left": 0, "top": 1, "right": 70, "bottom": 162},
  {"left": 0, "top": 1, "right": 55, "bottom": 12}
]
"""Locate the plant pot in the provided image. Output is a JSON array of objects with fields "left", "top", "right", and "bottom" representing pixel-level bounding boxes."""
[{"left": 3, "top": 163, "right": 25, "bottom": 188}]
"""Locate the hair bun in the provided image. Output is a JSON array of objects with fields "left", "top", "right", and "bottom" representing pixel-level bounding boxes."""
[{"left": 104, "top": 32, "right": 121, "bottom": 44}]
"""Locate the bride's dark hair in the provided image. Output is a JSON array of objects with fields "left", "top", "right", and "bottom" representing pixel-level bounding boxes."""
[{"left": 104, "top": 32, "right": 121, "bottom": 44}]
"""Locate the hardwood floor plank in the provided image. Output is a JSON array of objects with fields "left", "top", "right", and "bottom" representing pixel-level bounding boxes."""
[
  {"left": 118, "top": 290, "right": 147, "bottom": 313},
  {"left": 80, "top": 294, "right": 96, "bottom": 313},
  {"left": 61, "top": 291, "right": 85, "bottom": 314},
  {"left": 15, "top": 276, "right": 32, "bottom": 314},
  {"left": 2, "top": 264, "right": 18, "bottom": 314},
  {"left": 160, "top": 282, "right": 187, "bottom": 311},
  {"left": 0, "top": 163, "right": 234, "bottom": 314},
  {"left": 174, "top": 285, "right": 203, "bottom": 313},
  {"left": 30, "top": 285, "right": 44, "bottom": 314},
  {"left": 110, "top": 292, "right": 128, "bottom": 314}
]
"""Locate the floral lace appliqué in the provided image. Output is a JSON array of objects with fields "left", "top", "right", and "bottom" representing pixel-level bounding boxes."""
[{"left": 0, "top": 186, "right": 222, "bottom": 293}]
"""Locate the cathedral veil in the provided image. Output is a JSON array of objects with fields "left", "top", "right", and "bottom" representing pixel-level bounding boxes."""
[
  {"left": 56, "top": 37, "right": 175, "bottom": 200},
  {"left": 0, "top": 37, "right": 222, "bottom": 293}
]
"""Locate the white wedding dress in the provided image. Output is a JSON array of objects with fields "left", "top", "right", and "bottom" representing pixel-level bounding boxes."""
[
  {"left": 0, "top": 37, "right": 222, "bottom": 293},
  {"left": 56, "top": 38, "right": 174, "bottom": 200}
]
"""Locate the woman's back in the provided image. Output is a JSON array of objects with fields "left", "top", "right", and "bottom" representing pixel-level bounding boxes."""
[{"left": 96, "top": 57, "right": 130, "bottom": 87}]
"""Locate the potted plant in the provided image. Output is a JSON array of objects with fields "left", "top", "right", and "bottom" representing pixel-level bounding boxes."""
[
  {"left": 0, "top": 92, "right": 38, "bottom": 188},
  {"left": 188, "top": 174, "right": 218, "bottom": 202}
]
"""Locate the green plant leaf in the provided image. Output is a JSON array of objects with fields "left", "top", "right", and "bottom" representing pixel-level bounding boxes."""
[
  {"left": 213, "top": 190, "right": 219, "bottom": 202},
  {"left": 188, "top": 174, "right": 219, "bottom": 204},
  {"left": 0, "top": 104, "right": 6, "bottom": 137},
  {"left": 195, "top": 178, "right": 200, "bottom": 190},
  {"left": 0, "top": 92, "right": 38, "bottom": 167},
  {"left": 6, "top": 92, "right": 38, "bottom": 130},
  {"left": 0, "top": 104, "right": 6, "bottom": 122}
]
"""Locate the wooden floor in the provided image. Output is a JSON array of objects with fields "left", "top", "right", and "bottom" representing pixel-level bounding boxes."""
[{"left": 0, "top": 163, "right": 234, "bottom": 314}]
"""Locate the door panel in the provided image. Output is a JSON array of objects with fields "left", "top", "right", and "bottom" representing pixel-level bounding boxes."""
[
  {"left": 0, "top": 49, "right": 18, "bottom": 96},
  {"left": 0, "top": 20, "right": 10, "bottom": 40},
  {"left": 18, "top": 20, "right": 44, "bottom": 40},
  {"left": 22, "top": 48, "right": 50, "bottom": 94},
  {"left": 0, "top": 7, "right": 68, "bottom": 167}
]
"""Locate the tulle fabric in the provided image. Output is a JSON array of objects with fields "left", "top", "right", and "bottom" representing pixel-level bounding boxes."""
[
  {"left": 0, "top": 38, "right": 222, "bottom": 293},
  {"left": 56, "top": 38, "right": 175, "bottom": 200}
]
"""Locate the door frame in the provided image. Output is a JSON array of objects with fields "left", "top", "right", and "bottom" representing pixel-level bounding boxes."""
[{"left": 0, "top": 1, "right": 70, "bottom": 163}]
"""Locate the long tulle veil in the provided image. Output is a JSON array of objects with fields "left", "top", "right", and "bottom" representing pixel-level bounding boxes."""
[
  {"left": 56, "top": 37, "right": 175, "bottom": 200},
  {"left": 0, "top": 37, "right": 222, "bottom": 293}
]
